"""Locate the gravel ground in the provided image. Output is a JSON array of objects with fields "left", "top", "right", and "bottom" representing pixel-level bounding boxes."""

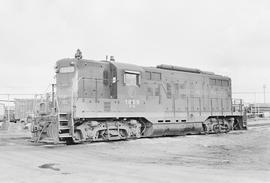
[{"left": 0, "top": 121, "right": 269, "bottom": 183}]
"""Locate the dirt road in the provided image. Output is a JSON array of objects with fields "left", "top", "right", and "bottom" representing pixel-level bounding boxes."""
[{"left": 0, "top": 123, "right": 269, "bottom": 183}]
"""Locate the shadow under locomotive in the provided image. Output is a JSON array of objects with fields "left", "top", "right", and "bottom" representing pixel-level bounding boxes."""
[{"left": 31, "top": 56, "right": 247, "bottom": 144}]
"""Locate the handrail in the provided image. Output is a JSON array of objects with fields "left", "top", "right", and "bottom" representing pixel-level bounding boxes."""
[
  {"left": 77, "top": 76, "right": 105, "bottom": 82},
  {"left": 55, "top": 96, "right": 60, "bottom": 114}
]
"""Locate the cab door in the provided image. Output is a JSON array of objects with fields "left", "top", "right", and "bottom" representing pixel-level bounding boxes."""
[{"left": 109, "top": 63, "right": 118, "bottom": 99}]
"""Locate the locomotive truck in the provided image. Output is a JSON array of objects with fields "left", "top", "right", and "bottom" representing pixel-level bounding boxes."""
[{"left": 31, "top": 57, "right": 247, "bottom": 144}]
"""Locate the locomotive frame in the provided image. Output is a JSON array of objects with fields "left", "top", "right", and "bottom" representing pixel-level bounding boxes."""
[{"left": 31, "top": 57, "right": 247, "bottom": 144}]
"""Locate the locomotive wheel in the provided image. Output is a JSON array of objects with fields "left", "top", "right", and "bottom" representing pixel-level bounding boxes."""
[
  {"left": 223, "top": 124, "right": 230, "bottom": 132},
  {"left": 119, "top": 129, "right": 129, "bottom": 138},
  {"left": 213, "top": 124, "right": 220, "bottom": 133}
]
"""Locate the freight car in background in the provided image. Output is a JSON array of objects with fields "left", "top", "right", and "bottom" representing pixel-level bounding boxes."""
[
  {"left": 31, "top": 56, "right": 247, "bottom": 144},
  {"left": 0, "top": 103, "right": 5, "bottom": 129},
  {"left": 246, "top": 103, "right": 270, "bottom": 118},
  {"left": 0, "top": 103, "right": 5, "bottom": 122},
  {"left": 14, "top": 98, "right": 42, "bottom": 123},
  {"left": 5, "top": 106, "right": 16, "bottom": 122},
  {"left": 0, "top": 104, "right": 16, "bottom": 128}
]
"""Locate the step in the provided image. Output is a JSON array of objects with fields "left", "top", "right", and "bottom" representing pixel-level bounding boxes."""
[
  {"left": 59, "top": 114, "right": 68, "bottom": 117},
  {"left": 59, "top": 113, "right": 68, "bottom": 115},
  {"left": 59, "top": 133, "right": 72, "bottom": 138},
  {"left": 59, "top": 119, "right": 69, "bottom": 122},
  {"left": 59, "top": 126, "right": 70, "bottom": 130},
  {"left": 59, "top": 121, "right": 69, "bottom": 126}
]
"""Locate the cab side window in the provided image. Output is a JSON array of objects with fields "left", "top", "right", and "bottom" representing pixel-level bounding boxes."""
[{"left": 124, "top": 71, "right": 140, "bottom": 86}]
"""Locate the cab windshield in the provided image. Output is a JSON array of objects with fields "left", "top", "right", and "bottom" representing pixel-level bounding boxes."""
[{"left": 59, "top": 66, "right": 74, "bottom": 73}]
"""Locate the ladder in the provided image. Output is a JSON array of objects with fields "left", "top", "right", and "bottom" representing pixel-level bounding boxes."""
[{"left": 58, "top": 113, "right": 73, "bottom": 139}]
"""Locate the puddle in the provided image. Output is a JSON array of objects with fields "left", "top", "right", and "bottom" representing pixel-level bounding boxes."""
[{"left": 38, "top": 163, "right": 60, "bottom": 171}]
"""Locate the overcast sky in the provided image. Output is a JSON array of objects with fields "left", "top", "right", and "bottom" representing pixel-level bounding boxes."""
[{"left": 1, "top": 0, "right": 270, "bottom": 102}]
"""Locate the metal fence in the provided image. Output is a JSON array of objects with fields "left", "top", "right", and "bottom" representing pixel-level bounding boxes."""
[{"left": 233, "top": 92, "right": 270, "bottom": 104}]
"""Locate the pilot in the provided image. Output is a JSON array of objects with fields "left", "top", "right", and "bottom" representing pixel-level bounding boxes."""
[{"left": 75, "top": 49, "right": 82, "bottom": 60}]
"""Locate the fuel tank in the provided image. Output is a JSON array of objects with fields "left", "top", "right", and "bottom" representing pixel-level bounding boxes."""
[{"left": 144, "top": 122, "right": 204, "bottom": 137}]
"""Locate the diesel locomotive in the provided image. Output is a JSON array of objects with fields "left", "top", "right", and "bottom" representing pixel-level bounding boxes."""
[{"left": 31, "top": 56, "right": 247, "bottom": 144}]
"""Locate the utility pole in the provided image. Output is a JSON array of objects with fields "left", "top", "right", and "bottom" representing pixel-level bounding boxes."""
[{"left": 263, "top": 85, "right": 266, "bottom": 103}]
